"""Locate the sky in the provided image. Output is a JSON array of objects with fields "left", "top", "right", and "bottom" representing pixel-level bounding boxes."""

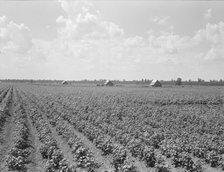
[{"left": 0, "top": 0, "right": 224, "bottom": 81}]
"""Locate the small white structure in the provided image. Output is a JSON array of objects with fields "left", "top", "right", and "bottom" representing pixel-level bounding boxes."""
[
  {"left": 61, "top": 80, "right": 68, "bottom": 85},
  {"left": 150, "top": 80, "right": 162, "bottom": 87},
  {"left": 104, "top": 80, "right": 114, "bottom": 86}
]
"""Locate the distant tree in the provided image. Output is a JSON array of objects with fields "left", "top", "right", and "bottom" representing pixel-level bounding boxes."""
[
  {"left": 175, "top": 77, "right": 182, "bottom": 86},
  {"left": 198, "top": 78, "right": 204, "bottom": 82}
]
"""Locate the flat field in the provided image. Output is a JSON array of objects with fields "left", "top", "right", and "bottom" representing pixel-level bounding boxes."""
[{"left": 0, "top": 83, "right": 224, "bottom": 172}]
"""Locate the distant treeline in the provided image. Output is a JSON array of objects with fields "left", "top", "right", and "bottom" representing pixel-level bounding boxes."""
[{"left": 1, "top": 79, "right": 224, "bottom": 86}]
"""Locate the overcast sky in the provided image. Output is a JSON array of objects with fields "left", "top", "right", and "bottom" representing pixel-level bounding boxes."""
[{"left": 0, "top": 0, "right": 224, "bottom": 81}]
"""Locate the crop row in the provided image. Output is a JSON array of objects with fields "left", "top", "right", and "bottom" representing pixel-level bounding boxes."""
[
  {"left": 0, "top": 88, "right": 9, "bottom": 103},
  {"left": 44, "top": 93, "right": 223, "bottom": 171},
  {"left": 27, "top": 91, "right": 138, "bottom": 172},
  {"left": 15, "top": 85, "right": 224, "bottom": 171},
  {"left": 153, "top": 97, "right": 223, "bottom": 105},
  {"left": 0, "top": 88, "right": 12, "bottom": 134},
  {"left": 42, "top": 96, "right": 145, "bottom": 171},
  {"left": 24, "top": 92, "right": 100, "bottom": 171},
  {"left": 6, "top": 102, "right": 32, "bottom": 171},
  {"left": 52, "top": 98, "right": 175, "bottom": 171},
  {"left": 17, "top": 90, "right": 76, "bottom": 172}
]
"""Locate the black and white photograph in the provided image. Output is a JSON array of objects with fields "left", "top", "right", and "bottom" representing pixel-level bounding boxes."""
[{"left": 0, "top": 0, "right": 224, "bottom": 171}]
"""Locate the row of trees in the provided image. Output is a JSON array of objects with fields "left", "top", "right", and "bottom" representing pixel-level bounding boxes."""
[
  {"left": 1, "top": 78, "right": 224, "bottom": 86},
  {"left": 174, "top": 78, "right": 224, "bottom": 86}
]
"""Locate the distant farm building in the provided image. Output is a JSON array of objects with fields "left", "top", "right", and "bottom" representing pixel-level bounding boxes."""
[
  {"left": 104, "top": 80, "right": 114, "bottom": 86},
  {"left": 61, "top": 80, "right": 68, "bottom": 85},
  {"left": 150, "top": 80, "right": 162, "bottom": 87}
]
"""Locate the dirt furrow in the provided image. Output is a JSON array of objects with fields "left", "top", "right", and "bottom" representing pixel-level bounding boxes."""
[
  {"left": 66, "top": 123, "right": 115, "bottom": 172},
  {"left": 42, "top": 116, "right": 76, "bottom": 167},
  {"left": 26, "top": 117, "right": 46, "bottom": 172}
]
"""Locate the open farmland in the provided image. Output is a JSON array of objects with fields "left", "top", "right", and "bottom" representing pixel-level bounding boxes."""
[{"left": 0, "top": 84, "right": 224, "bottom": 172}]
